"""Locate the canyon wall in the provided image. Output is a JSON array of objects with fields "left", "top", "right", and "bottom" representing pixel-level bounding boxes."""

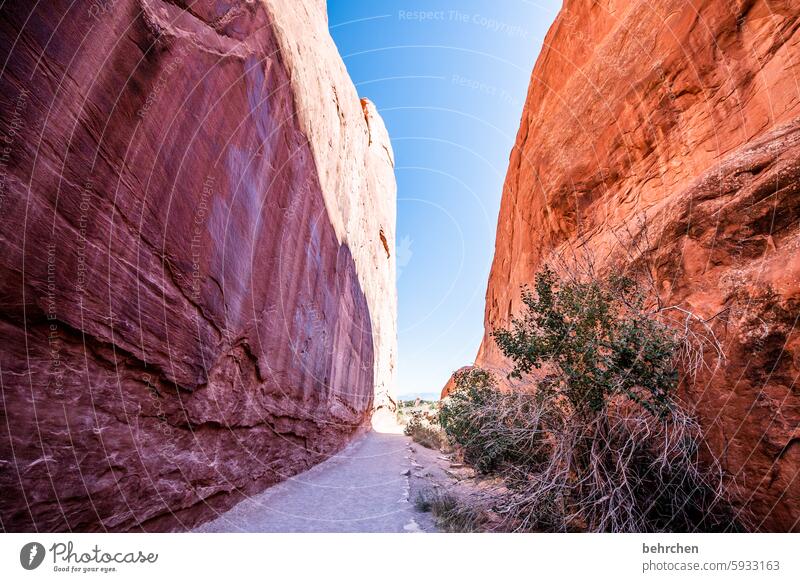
[
  {"left": 474, "top": 0, "right": 800, "bottom": 531},
  {"left": 0, "top": 0, "right": 396, "bottom": 531}
]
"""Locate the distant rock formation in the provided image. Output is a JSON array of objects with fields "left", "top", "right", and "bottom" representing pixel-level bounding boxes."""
[
  {"left": 0, "top": 0, "right": 396, "bottom": 531},
  {"left": 471, "top": 0, "right": 799, "bottom": 531}
]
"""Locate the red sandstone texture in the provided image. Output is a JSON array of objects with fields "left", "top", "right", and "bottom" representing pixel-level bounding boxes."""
[
  {"left": 0, "top": 0, "right": 396, "bottom": 531},
  {"left": 463, "top": 0, "right": 800, "bottom": 531}
]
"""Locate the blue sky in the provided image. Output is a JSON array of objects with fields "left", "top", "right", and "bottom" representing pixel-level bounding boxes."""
[{"left": 328, "top": 1, "right": 562, "bottom": 397}]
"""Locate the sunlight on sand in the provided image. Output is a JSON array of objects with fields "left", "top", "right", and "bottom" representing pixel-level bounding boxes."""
[{"left": 371, "top": 408, "right": 404, "bottom": 435}]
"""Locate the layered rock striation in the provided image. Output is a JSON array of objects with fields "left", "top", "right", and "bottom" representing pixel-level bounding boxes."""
[
  {"left": 472, "top": 0, "right": 800, "bottom": 530},
  {"left": 0, "top": 0, "right": 396, "bottom": 531}
]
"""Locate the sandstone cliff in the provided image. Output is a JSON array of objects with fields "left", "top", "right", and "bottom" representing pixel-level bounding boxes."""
[
  {"left": 0, "top": 0, "right": 396, "bottom": 531},
  {"left": 472, "top": 0, "right": 800, "bottom": 531}
]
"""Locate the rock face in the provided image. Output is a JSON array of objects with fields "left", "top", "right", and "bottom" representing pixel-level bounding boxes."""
[
  {"left": 473, "top": 0, "right": 800, "bottom": 531},
  {"left": 0, "top": 0, "right": 396, "bottom": 532}
]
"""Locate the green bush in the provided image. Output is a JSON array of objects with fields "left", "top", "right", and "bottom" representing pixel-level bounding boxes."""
[
  {"left": 437, "top": 267, "right": 740, "bottom": 532},
  {"left": 439, "top": 368, "right": 552, "bottom": 474},
  {"left": 493, "top": 266, "right": 677, "bottom": 417}
]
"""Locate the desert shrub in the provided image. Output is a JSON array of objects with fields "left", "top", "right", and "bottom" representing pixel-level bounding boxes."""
[
  {"left": 493, "top": 266, "right": 677, "bottom": 417},
  {"left": 414, "top": 491, "right": 433, "bottom": 512},
  {"left": 494, "top": 400, "right": 739, "bottom": 532},
  {"left": 414, "top": 490, "right": 487, "bottom": 532},
  {"left": 404, "top": 412, "right": 444, "bottom": 450},
  {"left": 438, "top": 267, "right": 740, "bottom": 532},
  {"left": 439, "top": 369, "right": 553, "bottom": 473}
]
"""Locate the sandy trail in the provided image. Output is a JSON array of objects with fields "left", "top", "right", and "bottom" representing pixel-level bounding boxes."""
[{"left": 195, "top": 411, "right": 436, "bottom": 533}]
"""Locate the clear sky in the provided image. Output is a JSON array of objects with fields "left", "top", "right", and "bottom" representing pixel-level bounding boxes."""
[{"left": 328, "top": 1, "right": 562, "bottom": 398}]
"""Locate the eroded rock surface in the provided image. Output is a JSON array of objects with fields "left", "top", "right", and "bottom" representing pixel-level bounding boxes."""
[
  {"left": 0, "top": 0, "right": 396, "bottom": 531},
  {"left": 472, "top": 0, "right": 800, "bottom": 531}
]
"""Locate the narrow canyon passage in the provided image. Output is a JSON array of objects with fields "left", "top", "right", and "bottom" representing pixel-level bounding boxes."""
[
  {"left": 0, "top": 0, "right": 797, "bottom": 537},
  {"left": 195, "top": 412, "right": 435, "bottom": 533}
]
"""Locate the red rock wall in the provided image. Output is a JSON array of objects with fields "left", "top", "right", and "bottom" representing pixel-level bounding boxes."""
[
  {"left": 475, "top": 0, "right": 800, "bottom": 531},
  {"left": 0, "top": 0, "right": 396, "bottom": 532}
]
